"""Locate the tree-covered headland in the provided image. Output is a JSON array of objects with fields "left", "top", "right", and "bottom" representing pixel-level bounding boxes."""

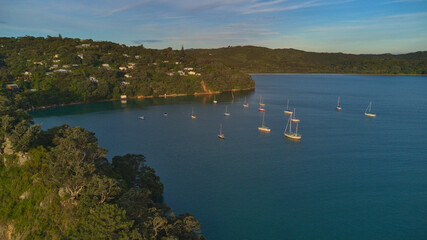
[
  {"left": 0, "top": 93, "right": 205, "bottom": 239},
  {"left": 0, "top": 36, "right": 254, "bottom": 108}
]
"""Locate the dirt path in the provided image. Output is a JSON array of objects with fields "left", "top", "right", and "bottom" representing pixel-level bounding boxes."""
[{"left": 200, "top": 80, "right": 208, "bottom": 92}]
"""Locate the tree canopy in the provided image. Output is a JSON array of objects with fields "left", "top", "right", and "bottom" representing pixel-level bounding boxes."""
[{"left": 0, "top": 93, "right": 205, "bottom": 239}]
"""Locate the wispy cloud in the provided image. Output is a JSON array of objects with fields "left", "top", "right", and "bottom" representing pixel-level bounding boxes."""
[
  {"left": 386, "top": 0, "right": 425, "bottom": 3},
  {"left": 106, "top": 0, "right": 153, "bottom": 16},
  {"left": 240, "top": 0, "right": 353, "bottom": 14}
]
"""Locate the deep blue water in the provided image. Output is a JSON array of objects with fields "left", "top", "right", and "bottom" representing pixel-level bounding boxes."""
[{"left": 32, "top": 74, "right": 427, "bottom": 240}]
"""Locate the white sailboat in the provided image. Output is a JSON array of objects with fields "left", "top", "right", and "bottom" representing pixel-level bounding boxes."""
[
  {"left": 284, "top": 108, "right": 301, "bottom": 140},
  {"left": 243, "top": 97, "right": 249, "bottom": 108},
  {"left": 224, "top": 105, "right": 231, "bottom": 116},
  {"left": 258, "top": 111, "right": 271, "bottom": 132},
  {"left": 259, "top": 96, "right": 265, "bottom": 107},
  {"left": 284, "top": 99, "right": 292, "bottom": 114},
  {"left": 336, "top": 96, "right": 342, "bottom": 111},
  {"left": 364, "top": 101, "right": 376, "bottom": 117},
  {"left": 191, "top": 107, "right": 197, "bottom": 119},
  {"left": 213, "top": 95, "right": 217, "bottom": 104},
  {"left": 218, "top": 124, "right": 225, "bottom": 139}
]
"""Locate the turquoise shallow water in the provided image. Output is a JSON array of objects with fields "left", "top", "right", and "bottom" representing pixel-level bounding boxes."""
[{"left": 32, "top": 74, "right": 427, "bottom": 239}]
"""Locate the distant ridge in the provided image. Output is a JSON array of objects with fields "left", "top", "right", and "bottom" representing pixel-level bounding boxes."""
[{"left": 187, "top": 46, "right": 427, "bottom": 75}]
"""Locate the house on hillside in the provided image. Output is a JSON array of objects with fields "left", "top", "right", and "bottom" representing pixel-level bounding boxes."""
[
  {"left": 119, "top": 66, "right": 127, "bottom": 71},
  {"left": 124, "top": 74, "right": 132, "bottom": 78},
  {"left": 102, "top": 63, "right": 111, "bottom": 70},
  {"left": 54, "top": 69, "right": 72, "bottom": 73},
  {"left": 89, "top": 77, "right": 98, "bottom": 83},
  {"left": 121, "top": 81, "right": 130, "bottom": 85},
  {"left": 166, "top": 72, "right": 174, "bottom": 76},
  {"left": 5, "top": 84, "right": 19, "bottom": 91},
  {"left": 184, "top": 67, "right": 193, "bottom": 71},
  {"left": 188, "top": 71, "right": 195, "bottom": 75}
]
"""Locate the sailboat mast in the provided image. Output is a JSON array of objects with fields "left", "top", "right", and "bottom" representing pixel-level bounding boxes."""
[
  {"left": 220, "top": 124, "right": 222, "bottom": 134},
  {"left": 369, "top": 101, "right": 372, "bottom": 112},
  {"left": 287, "top": 99, "right": 289, "bottom": 109},
  {"left": 262, "top": 112, "right": 265, "bottom": 127},
  {"left": 296, "top": 122, "right": 299, "bottom": 134},
  {"left": 337, "top": 96, "right": 340, "bottom": 106}
]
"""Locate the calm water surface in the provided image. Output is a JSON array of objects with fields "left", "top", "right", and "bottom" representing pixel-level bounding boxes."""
[{"left": 32, "top": 74, "right": 427, "bottom": 240}]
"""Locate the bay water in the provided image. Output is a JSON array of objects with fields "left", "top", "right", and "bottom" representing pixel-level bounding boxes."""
[{"left": 32, "top": 74, "right": 427, "bottom": 239}]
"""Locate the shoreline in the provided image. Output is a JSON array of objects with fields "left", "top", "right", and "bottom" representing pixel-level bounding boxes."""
[
  {"left": 28, "top": 87, "right": 255, "bottom": 111},
  {"left": 249, "top": 73, "right": 426, "bottom": 76}
]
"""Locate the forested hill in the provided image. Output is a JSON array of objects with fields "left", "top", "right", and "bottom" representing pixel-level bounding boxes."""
[
  {"left": 188, "top": 46, "right": 427, "bottom": 74},
  {"left": 0, "top": 94, "right": 205, "bottom": 239},
  {"left": 0, "top": 36, "right": 254, "bottom": 108}
]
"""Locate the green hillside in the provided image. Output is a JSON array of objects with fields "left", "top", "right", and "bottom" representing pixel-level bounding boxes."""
[{"left": 188, "top": 46, "right": 427, "bottom": 74}]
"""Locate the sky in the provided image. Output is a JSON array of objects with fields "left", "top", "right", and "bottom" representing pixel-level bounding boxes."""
[{"left": 0, "top": 0, "right": 426, "bottom": 54}]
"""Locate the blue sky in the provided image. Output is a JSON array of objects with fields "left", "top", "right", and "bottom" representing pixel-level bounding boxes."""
[{"left": 1, "top": 0, "right": 426, "bottom": 53}]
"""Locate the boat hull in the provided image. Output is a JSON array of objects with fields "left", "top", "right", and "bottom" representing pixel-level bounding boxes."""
[
  {"left": 191, "top": 115, "right": 196, "bottom": 119},
  {"left": 284, "top": 110, "right": 292, "bottom": 114},
  {"left": 213, "top": 101, "right": 217, "bottom": 104},
  {"left": 218, "top": 134, "right": 225, "bottom": 139},
  {"left": 224, "top": 113, "right": 231, "bottom": 116},
  {"left": 258, "top": 108, "right": 265, "bottom": 112},
  {"left": 365, "top": 113, "right": 376, "bottom": 117},
  {"left": 243, "top": 104, "right": 249, "bottom": 108},
  {"left": 284, "top": 133, "right": 301, "bottom": 140},
  {"left": 258, "top": 127, "right": 271, "bottom": 132},
  {"left": 336, "top": 107, "right": 342, "bottom": 111}
]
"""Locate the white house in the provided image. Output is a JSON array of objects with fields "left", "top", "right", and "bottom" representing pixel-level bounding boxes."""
[
  {"left": 188, "top": 71, "right": 196, "bottom": 75},
  {"left": 124, "top": 74, "right": 132, "bottom": 78},
  {"left": 89, "top": 77, "right": 98, "bottom": 83}
]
